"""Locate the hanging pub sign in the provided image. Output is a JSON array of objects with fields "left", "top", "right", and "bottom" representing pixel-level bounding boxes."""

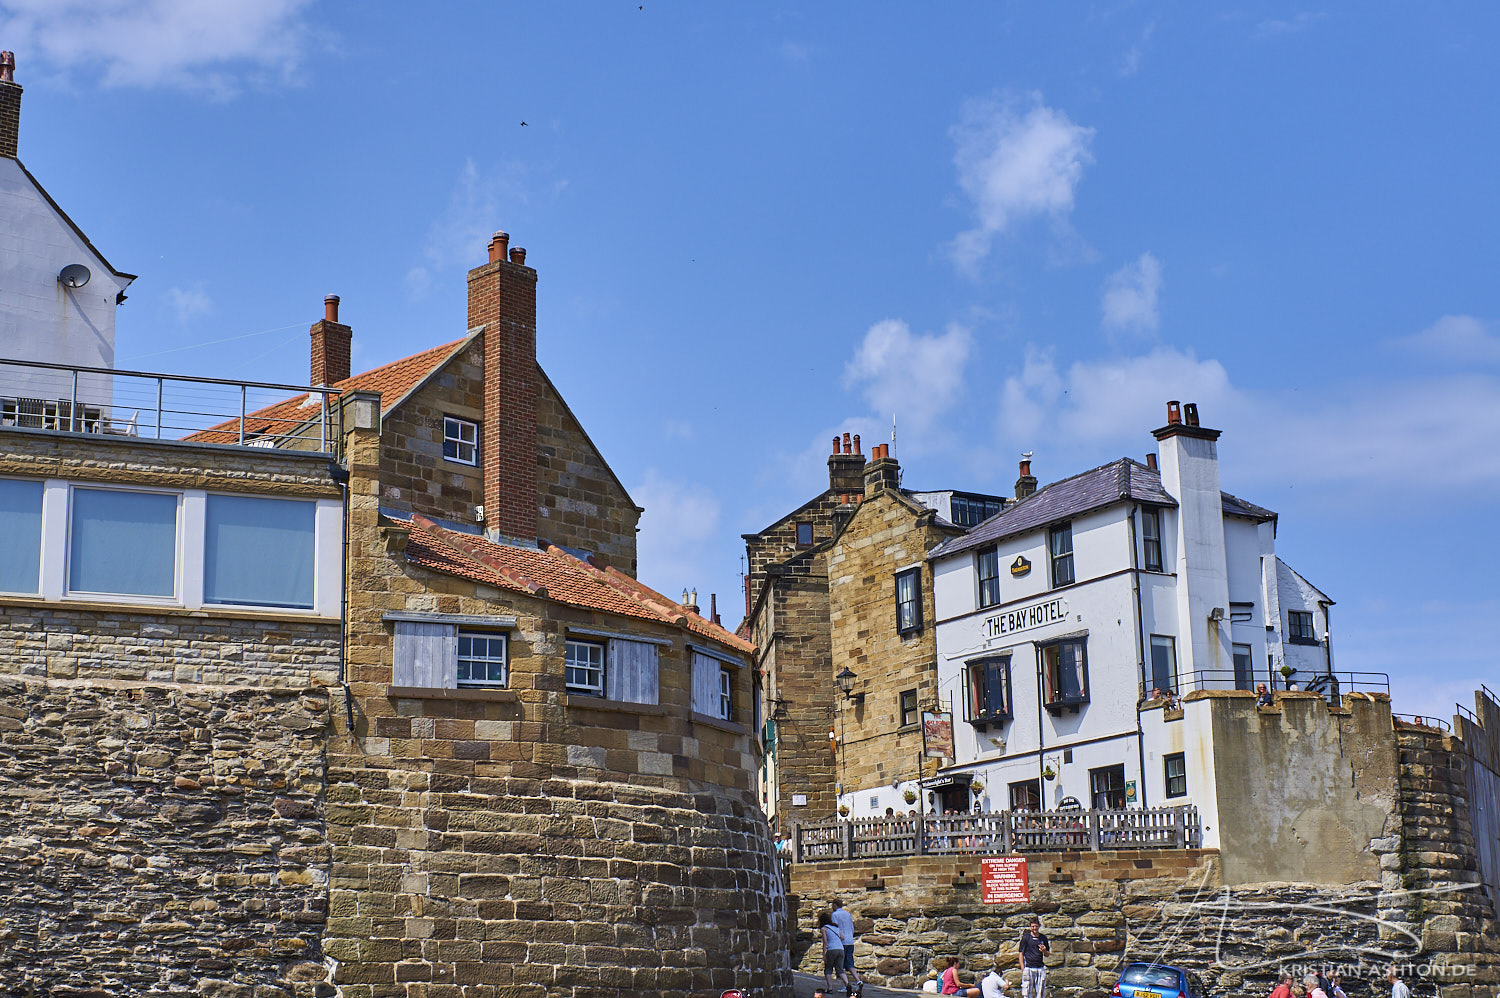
[
  {"left": 1010, "top": 555, "right": 1031, "bottom": 577},
  {"left": 921, "top": 710, "right": 954, "bottom": 759}
]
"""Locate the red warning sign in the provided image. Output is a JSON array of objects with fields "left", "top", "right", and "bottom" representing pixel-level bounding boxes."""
[{"left": 980, "top": 857, "right": 1030, "bottom": 904}]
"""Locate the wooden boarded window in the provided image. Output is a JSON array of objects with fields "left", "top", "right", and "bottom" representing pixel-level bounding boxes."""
[
  {"left": 691, "top": 651, "right": 724, "bottom": 717},
  {"left": 393, "top": 620, "right": 457, "bottom": 689},
  {"left": 606, "top": 639, "right": 660, "bottom": 705}
]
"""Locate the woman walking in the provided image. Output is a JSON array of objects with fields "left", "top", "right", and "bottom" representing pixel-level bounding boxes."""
[{"left": 819, "top": 911, "right": 849, "bottom": 995}]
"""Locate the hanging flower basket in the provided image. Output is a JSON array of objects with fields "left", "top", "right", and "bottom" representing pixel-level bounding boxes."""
[
  {"left": 1279, "top": 664, "right": 1294, "bottom": 679},
  {"left": 902, "top": 788, "right": 918, "bottom": 805},
  {"left": 838, "top": 804, "right": 850, "bottom": 818},
  {"left": 970, "top": 780, "right": 985, "bottom": 796},
  {"left": 1041, "top": 766, "right": 1057, "bottom": 781}
]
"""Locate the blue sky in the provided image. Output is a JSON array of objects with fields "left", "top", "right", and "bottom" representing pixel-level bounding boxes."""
[{"left": 5, "top": 2, "right": 1497, "bottom": 719}]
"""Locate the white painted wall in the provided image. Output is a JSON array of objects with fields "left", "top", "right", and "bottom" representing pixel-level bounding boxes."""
[
  {"left": 1157, "top": 433, "right": 1233, "bottom": 681},
  {"left": 0, "top": 158, "right": 130, "bottom": 405}
]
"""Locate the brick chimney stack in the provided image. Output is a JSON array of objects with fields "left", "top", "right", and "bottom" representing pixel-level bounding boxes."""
[
  {"left": 828, "top": 432, "right": 866, "bottom": 494},
  {"left": 863, "top": 443, "right": 900, "bottom": 497},
  {"left": 309, "top": 295, "right": 352, "bottom": 386},
  {"left": 1014, "top": 452, "right": 1038, "bottom": 500},
  {"left": 468, "top": 231, "right": 539, "bottom": 546},
  {"left": 0, "top": 51, "right": 21, "bottom": 159}
]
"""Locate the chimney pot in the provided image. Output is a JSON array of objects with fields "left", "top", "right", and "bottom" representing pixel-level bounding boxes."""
[
  {"left": 1166, "top": 401, "right": 1182, "bottom": 425},
  {"left": 1019, "top": 459, "right": 1031, "bottom": 477},
  {"left": 1184, "top": 402, "right": 1200, "bottom": 427},
  {"left": 0, "top": 50, "right": 14, "bottom": 84},
  {"left": 842, "top": 432, "right": 852, "bottom": 455},
  {"left": 493, "top": 230, "right": 509, "bottom": 263},
  {"left": 1146, "top": 452, "right": 1158, "bottom": 472},
  {"left": 832, "top": 436, "right": 841, "bottom": 455},
  {"left": 509, "top": 247, "right": 527, "bottom": 265},
  {"left": 852, "top": 434, "right": 861, "bottom": 455},
  {"left": 324, "top": 295, "right": 340, "bottom": 323}
]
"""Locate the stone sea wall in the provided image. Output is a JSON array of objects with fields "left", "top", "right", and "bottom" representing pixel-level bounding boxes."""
[{"left": 0, "top": 677, "right": 332, "bottom": 997}]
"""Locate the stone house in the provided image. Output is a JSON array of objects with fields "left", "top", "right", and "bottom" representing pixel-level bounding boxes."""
[{"left": 742, "top": 433, "right": 1004, "bottom": 825}]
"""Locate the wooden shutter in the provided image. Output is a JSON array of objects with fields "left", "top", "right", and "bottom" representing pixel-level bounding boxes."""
[
  {"left": 392, "top": 621, "right": 457, "bottom": 689},
  {"left": 606, "top": 639, "right": 659, "bottom": 705},
  {"left": 691, "top": 651, "right": 721, "bottom": 716}
]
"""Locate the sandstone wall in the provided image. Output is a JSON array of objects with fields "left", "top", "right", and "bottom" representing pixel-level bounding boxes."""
[
  {"left": 0, "top": 676, "right": 332, "bottom": 997},
  {"left": 377, "top": 343, "right": 486, "bottom": 529}
]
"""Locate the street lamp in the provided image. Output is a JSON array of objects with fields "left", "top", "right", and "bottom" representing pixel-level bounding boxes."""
[{"left": 836, "top": 667, "right": 863, "bottom": 703}]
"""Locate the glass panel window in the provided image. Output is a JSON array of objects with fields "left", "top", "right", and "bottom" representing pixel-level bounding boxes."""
[
  {"left": 1009, "top": 779, "right": 1041, "bottom": 812},
  {"left": 0, "top": 478, "right": 44, "bottom": 594},
  {"left": 717, "top": 665, "right": 734, "bottom": 720},
  {"left": 1164, "top": 753, "right": 1187, "bottom": 798},
  {"left": 1049, "top": 522, "right": 1074, "bottom": 588},
  {"left": 442, "top": 416, "right": 479, "bottom": 465},
  {"left": 69, "top": 488, "right": 177, "bottom": 597},
  {"left": 795, "top": 521, "right": 813, "bottom": 546},
  {"left": 951, "top": 496, "right": 1004, "bottom": 528},
  {"left": 976, "top": 546, "right": 1001, "bottom": 609},
  {"left": 1288, "top": 611, "right": 1316, "bottom": 643},
  {"left": 1148, "top": 635, "right": 1178, "bottom": 696},
  {"left": 204, "top": 494, "right": 316, "bottom": 608},
  {"left": 899, "top": 689, "right": 919, "bottom": 728},
  {"left": 458, "top": 631, "right": 508, "bottom": 687},
  {"left": 1142, "top": 507, "right": 1163, "bottom": 572},
  {"left": 1041, "top": 638, "right": 1089, "bottom": 707},
  {"left": 966, "top": 656, "right": 1011, "bottom": 723},
  {"left": 895, "top": 568, "right": 922, "bottom": 634},
  {"left": 565, "top": 639, "right": 605, "bottom": 695},
  {"left": 1232, "top": 643, "right": 1254, "bottom": 691},
  {"left": 1090, "top": 764, "right": 1126, "bottom": 810}
]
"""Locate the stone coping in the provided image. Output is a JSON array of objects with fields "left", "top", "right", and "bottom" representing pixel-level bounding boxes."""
[
  {"left": 564, "top": 694, "right": 668, "bottom": 715},
  {"left": 388, "top": 685, "right": 519, "bottom": 703},
  {"left": 692, "top": 711, "right": 748, "bottom": 734},
  {"left": 0, "top": 593, "right": 340, "bottom": 625}
]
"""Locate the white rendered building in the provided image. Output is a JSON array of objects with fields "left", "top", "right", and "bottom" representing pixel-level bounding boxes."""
[
  {"left": 924, "top": 402, "right": 1334, "bottom": 844},
  {"left": 0, "top": 56, "right": 135, "bottom": 418}
]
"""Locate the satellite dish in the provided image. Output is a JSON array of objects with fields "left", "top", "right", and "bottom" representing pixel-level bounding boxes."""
[{"left": 58, "top": 264, "right": 92, "bottom": 288}]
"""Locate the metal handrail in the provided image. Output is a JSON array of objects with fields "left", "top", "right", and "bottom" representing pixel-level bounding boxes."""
[
  {"left": 1, "top": 356, "right": 341, "bottom": 457},
  {"left": 791, "top": 805, "right": 1202, "bottom": 863},
  {"left": 1394, "top": 713, "right": 1451, "bottom": 732},
  {"left": 1157, "top": 668, "right": 1391, "bottom": 697}
]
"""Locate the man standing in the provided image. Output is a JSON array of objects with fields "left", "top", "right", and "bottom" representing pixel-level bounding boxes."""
[
  {"left": 1388, "top": 967, "right": 1411, "bottom": 998},
  {"left": 1269, "top": 972, "right": 1294, "bottom": 998},
  {"left": 831, "top": 898, "right": 861, "bottom": 991},
  {"left": 1018, "top": 917, "right": 1049, "bottom": 998}
]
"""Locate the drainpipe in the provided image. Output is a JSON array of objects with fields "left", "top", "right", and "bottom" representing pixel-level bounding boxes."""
[
  {"left": 1128, "top": 504, "right": 1149, "bottom": 808},
  {"left": 1036, "top": 648, "right": 1046, "bottom": 805},
  {"left": 1320, "top": 599, "right": 1337, "bottom": 703}
]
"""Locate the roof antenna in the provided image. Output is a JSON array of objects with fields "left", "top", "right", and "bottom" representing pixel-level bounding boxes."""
[{"left": 891, "top": 414, "right": 897, "bottom": 460}]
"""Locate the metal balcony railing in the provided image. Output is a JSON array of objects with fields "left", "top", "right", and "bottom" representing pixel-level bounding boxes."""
[
  {"left": 0, "top": 357, "right": 341, "bottom": 457},
  {"left": 791, "top": 805, "right": 1202, "bottom": 862}
]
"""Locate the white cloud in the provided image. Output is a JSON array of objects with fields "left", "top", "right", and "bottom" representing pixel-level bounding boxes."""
[
  {"left": 164, "top": 283, "right": 212, "bottom": 322},
  {"left": 843, "top": 319, "right": 972, "bottom": 435},
  {"left": 1100, "top": 252, "right": 1163, "bottom": 336},
  {"left": 1254, "top": 12, "right": 1326, "bottom": 39},
  {"left": 778, "top": 40, "right": 813, "bottom": 64},
  {"left": 1391, "top": 314, "right": 1500, "bottom": 364},
  {"left": 406, "top": 158, "right": 560, "bottom": 300},
  {"left": 632, "top": 470, "right": 722, "bottom": 596},
  {"left": 0, "top": 0, "right": 315, "bottom": 97},
  {"left": 949, "top": 94, "right": 1095, "bottom": 273}
]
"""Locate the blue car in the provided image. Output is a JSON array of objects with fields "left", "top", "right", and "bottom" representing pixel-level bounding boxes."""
[{"left": 1112, "top": 962, "right": 1211, "bottom": 998}]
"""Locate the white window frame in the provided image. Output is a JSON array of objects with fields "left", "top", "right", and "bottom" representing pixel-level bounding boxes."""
[
  {"left": 16, "top": 478, "right": 341, "bottom": 616},
  {"left": 457, "top": 630, "right": 509, "bottom": 688},
  {"left": 717, "top": 664, "right": 734, "bottom": 721},
  {"left": 565, "top": 639, "right": 606, "bottom": 696},
  {"left": 0, "top": 475, "right": 46, "bottom": 596},
  {"left": 443, "top": 415, "right": 479, "bottom": 466}
]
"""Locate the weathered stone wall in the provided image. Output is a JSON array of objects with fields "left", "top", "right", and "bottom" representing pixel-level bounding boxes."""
[
  {"left": 327, "top": 421, "right": 788, "bottom": 997},
  {"left": 377, "top": 342, "right": 486, "bottom": 529},
  {"left": 0, "top": 603, "right": 341, "bottom": 688},
  {"left": 535, "top": 370, "right": 640, "bottom": 576},
  {"left": 827, "top": 489, "right": 960, "bottom": 799},
  {"left": 0, "top": 676, "right": 332, "bottom": 997},
  {"left": 1205, "top": 691, "right": 1401, "bottom": 886}
]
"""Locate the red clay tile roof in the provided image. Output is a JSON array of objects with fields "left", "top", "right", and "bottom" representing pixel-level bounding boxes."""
[
  {"left": 183, "top": 338, "right": 468, "bottom": 444},
  {"left": 399, "top": 514, "right": 755, "bottom": 656}
]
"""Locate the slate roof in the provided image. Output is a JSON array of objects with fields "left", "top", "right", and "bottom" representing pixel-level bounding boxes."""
[
  {"left": 183, "top": 337, "right": 469, "bottom": 444},
  {"left": 929, "top": 457, "right": 1275, "bottom": 560},
  {"left": 398, "top": 514, "right": 754, "bottom": 656}
]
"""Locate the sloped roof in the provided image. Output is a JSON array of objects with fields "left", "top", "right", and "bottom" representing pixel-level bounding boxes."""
[
  {"left": 399, "top": 513, "right": 754, "bottom": 656},
  {"left": 184, "top": 337, "right": 468, "bottom": 444},
  {"left": 13, "top": 159, "right": 136, "bottom": 283},
  {"left": 931, "top": 457, "right": 1275, "bottom": 559}
]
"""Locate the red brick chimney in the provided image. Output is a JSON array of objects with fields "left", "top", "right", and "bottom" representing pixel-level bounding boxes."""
[
  {"left": 1014, "top": 453, "right": 1038, "bottom": 500},
  {"left": 309, "top": 295, "right": 352, "bottom": 386},
  {"left": 468, "top": 231, "right": 538, "bottom": 545},
  {"left": 0, "top": 51, "right": 21, "bottom": 159}
]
